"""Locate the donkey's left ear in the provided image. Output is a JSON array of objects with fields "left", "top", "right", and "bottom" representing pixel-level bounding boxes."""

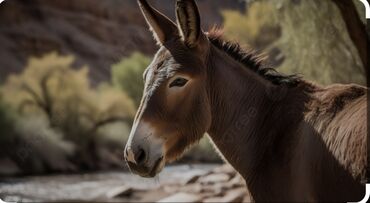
[{"left": 176, "top": 0, "right": 206, "bottom": 48}]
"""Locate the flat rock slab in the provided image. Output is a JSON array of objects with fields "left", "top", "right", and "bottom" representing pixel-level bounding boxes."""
[
  {"left": 203, "top": 188, "right": 246, "bottom": 203},
  {"left": 181, "top": 170, "right": 210, "bottom": 185},
  {"left": 199, "top": 173, "right": 231, "bottom": 185},
  {"left": 106, "top": 186, "right": 133, "bottom": 198},
  {"left": 156, "top": 192, "right": 202, "bottom": 203},
  {"left": 179, "top": 183, "right": 203, "bottom": 193},
  {"left": 212, "top": 165, "right": 236, "bottom": 175},
  {"left": 226, "top": 175, "right": 245, "bottom": 188}
]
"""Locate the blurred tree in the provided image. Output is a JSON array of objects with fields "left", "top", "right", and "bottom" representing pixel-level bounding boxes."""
[
  {"left": 222, "top": 0, "right": 366, "bottom": 86},
  {"left": 0, "top": 89, "right": 76, "bottom": 174},
  {"left": 2, "top": 53, "right": 135, "bottom": 136},
  {"left": 1, "top": 52, "right": 136, "bottom": 170},
  {"left": 222, "top": 1, "right": 280, "bottom": 50},
  {"left": 112, "top": 52, "right": 150, "bottom": 107},
  {"left": 332, "top": 0, "right": 368, "bottom": 80},
  {"left": 0, "top": 93, "right": 15, "bottom": 145}
]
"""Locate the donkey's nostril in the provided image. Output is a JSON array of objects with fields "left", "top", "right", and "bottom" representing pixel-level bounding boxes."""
[{"left": 136, "top": 148, "right": 146, "bottom": 164}]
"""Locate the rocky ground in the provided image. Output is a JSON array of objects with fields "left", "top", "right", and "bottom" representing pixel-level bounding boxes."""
[
  {"left": 156, "top": 164, "right": 251, "bottom": 203},
  {"left": 0, "top": 164, "right": 251, "bottom": 202}
]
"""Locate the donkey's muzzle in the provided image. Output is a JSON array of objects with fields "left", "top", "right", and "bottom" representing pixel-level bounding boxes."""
[
  {"left": 125, "top": 145, "right": 147, "bottom": 166},
  {"left": 124, "top": 145, "right": 163, "bottom": 178},
  {"left": 124, "top": 121, "right": 166, "bottom": 177},
  {"left": 126, "top": 155, "right": 163, "bottom": 178}
]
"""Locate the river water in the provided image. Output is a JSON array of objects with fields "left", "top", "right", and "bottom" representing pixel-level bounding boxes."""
[{"left": 0, "top": 164, "right": 218, "bottom": 202}]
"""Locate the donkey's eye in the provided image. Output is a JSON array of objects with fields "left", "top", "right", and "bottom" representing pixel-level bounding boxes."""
[{"left": 169, "top": 77, "right": 188, "bottom": 88}]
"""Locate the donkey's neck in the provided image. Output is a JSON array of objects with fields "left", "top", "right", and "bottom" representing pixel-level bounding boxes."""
[
  {"left": 206, "top": 46, "right": 269, "bottom": 178},
  {"left": 206, "top": 46, "right": 307, "bottom": 199}
]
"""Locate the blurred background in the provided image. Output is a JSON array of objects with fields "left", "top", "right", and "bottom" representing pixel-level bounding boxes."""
[{"left": 0, "top": 0, "right": 368, "bottom": 202}]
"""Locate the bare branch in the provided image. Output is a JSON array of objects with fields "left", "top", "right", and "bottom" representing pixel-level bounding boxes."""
[
  {"left": 89, "top": 116, "right": 132, "bottom": 134},
  {"left": 331, "top": 0, "right": 369, "bottom": 83},
  {"left": 21, "top": 83, "right": 45, "bottom": 108},
  {"left": 18, "top": 99, "right": 37, "bottom": 114}
]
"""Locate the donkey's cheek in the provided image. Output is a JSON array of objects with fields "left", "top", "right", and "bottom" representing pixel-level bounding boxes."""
[
  {"left": 163, "top": 134, "right": 189, "bottom": 161},
  {"left": 165, "top": 88, "right": 191, "bottom": 111}
]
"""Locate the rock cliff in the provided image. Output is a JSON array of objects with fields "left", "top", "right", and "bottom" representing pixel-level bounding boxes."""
[{"left": 0, "top": 0, "right": 244, "bottom": 84}]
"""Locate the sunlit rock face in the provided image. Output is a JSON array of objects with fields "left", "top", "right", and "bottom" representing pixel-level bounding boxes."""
[{"left": 222, "top": 0, "right": 366, "bottom": 86}]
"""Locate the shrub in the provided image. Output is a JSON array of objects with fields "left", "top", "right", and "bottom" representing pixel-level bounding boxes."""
[
  {"left": 222, "top": 1, "right": 280, "bottom": 50},
  {"left": 0, "top": 52, "right": 136, "bottom": 173},
  {"left": 13, "top": 115, "right": 76, "bottom": 173},
  {"left": 112, "top": 52, "right": 150, "bottom": 107},
  {"left": 0, "top": 90, "right": 75, "bottom": 174},
  {"left": 0, "top": 93, "right": 16, "bottom": 146}
]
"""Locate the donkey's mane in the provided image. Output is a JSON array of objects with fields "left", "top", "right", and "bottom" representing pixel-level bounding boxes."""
[{"left": 207, "top": 28, "right": 301, "bottom": 87}]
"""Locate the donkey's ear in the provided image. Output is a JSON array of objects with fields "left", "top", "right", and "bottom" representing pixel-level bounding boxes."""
[
  {"left": 138, "top": 0, "right": 178, "bottom": 45},
  {"left": 176, "top": 0, "right": 205, "bottom": 48}
]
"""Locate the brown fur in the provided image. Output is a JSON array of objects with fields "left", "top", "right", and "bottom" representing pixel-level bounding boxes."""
[
  {"left": 126, "top": 0, "right": 367, "bottom": 201},
  {"left": 205, "top": 36, "right": 367, "bottom": 201}
]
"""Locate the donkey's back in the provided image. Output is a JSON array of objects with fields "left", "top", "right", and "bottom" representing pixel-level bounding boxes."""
[{"left": 294, "top": 83, "right": 367, "bottom": 201}]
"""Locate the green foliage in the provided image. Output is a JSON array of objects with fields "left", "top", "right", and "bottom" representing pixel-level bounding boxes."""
[
  {"left": 0, "top": 52, "right": 136, "bottom": 173},
  {"left": 112, "top": 52, "right": 150, "bottom": 107},
  {"left": 13, "top": 115, "right": 76, "bottom": 172},
  {"left": 0, "top": 90, "right": 76, "bottom": 173},
  {"left": 2, "top": 52, "right": 135, "bottom": 140},
  {"left": 222, "top": 0, "right": 366, "bottom": 85},
  {"left": 0, "top": 94, "right": 16, "bottom": 144},
  {"left": 222, "top": 2, "right": 279, "bottom": 50}
]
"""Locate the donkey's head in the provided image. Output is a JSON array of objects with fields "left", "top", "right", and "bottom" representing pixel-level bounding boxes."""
[{"left": 124, "top": 0, "right": 212, "bottom": 177}]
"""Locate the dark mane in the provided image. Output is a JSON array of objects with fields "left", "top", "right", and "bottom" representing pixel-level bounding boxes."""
[{"left": 207, "top": 28, "right": 301, "bottom": 87}]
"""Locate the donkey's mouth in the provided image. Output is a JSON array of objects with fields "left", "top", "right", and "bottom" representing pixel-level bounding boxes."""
[
  {"left": 147, "top": 156, "right": 164, "bottom": 177},
  {"left": 126, "top": 156, "right": 164, "bottom": 178}
]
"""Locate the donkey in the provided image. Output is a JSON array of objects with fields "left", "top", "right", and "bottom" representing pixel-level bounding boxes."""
[{"left": 124, "top": 0, "right": 367, "bottom": 201}]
